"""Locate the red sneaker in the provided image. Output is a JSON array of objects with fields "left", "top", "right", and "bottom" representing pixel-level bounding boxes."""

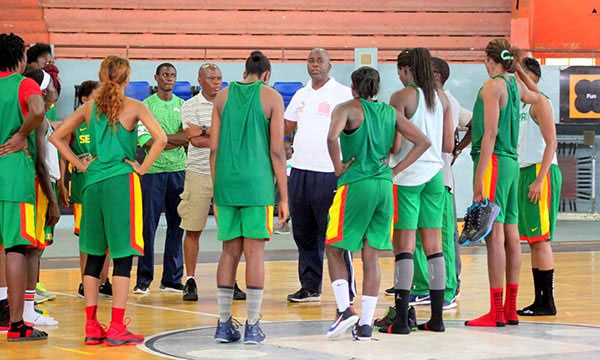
[
  {"left": 106, "top": 319, "right": 144, "bottom": 346},
  {"left": 85, "top": 320, "right": 107, "bottom": 345}
]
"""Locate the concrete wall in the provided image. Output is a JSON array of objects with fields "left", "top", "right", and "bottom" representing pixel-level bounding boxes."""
[{"left": 53, "top": 60, "right": 573, "bottom": 214}]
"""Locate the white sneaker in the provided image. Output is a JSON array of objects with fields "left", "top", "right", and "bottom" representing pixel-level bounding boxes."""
[{"left": 25, "top": 313, "right": 58, "bottom": 326}]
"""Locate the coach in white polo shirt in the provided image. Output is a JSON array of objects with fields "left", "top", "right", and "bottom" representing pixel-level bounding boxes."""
[{"left": 284, "top": 48, "right": 355, "bottom": 303}]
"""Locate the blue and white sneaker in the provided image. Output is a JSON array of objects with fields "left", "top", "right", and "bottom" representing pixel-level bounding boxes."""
[
  {"left": 327, "top": 307, "right": 359, "bottom": 338},
  {"left": 214, "top": 317, "right": 241, "bottom": 343},
  {"left": 409, "top": 294, "right": 431, "bottom": 306},
  {"left": 443, "top": 297, "right": 457, "bottom": 310},
  {"left": 244, "top": 320, "right": 266, "bottom": 344}
]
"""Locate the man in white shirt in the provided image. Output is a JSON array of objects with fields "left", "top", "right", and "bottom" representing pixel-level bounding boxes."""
[
  {"left": 284, "top": 48, "right": 355, "bottom": 303},
  {"left": 178, "top": 64, "right": 246, "bottom": 302}
]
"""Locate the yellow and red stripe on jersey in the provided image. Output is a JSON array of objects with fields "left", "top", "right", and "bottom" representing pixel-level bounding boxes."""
[
  {"left": 34, "top": 179, "right": 48, "bottom": 248},
  {"left": 392, "top": 185, "right": 399, "bottom": 224},
  {"left": 19, "top": 202, "right": 36, "bottom": 246},
  {"left": 73, "top": 203, "right": 82, "bottom": 236},
  {"left": 326, "top": 185, "right": 348, "bottom": 244},
  {"left": 483, "top": 154, "right": 499, "bottom": 202},
  {"left": 266, "top": 205, "right": 274, "bottom": 236},
  {"left": 129, "top": 173, "right": 144, "bottom": 255}
]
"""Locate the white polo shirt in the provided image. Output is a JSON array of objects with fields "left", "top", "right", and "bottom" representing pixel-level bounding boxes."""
[{"left": 284, "top": 77, "right": 353, "bottom": 173}]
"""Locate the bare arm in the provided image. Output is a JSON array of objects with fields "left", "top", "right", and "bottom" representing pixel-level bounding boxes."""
[
  {"left": 452, "top": 122, "right": 472, "bottom": 165},
  {"left": 209, "top": 92, "right": 226, "bottom": 184},
  {"left": 437, "top": 90, "right": 455, "bottom": 153},
  {"left": 528, "top": 98, "right": 557, "bottom": 203},
  {"left": 473, "top": 80, "right": 501, "bottom": 202},
  {"left": 0, "top": 95, "right": 45, "bottom": 155},
  {"left": 391, "top": 109, "right": 431, "bottom": 176},
  {"left": 128, "top": 103, "right": 167, "bottom": 174},
  {"left": 189, "top": 136, "right": 211, "bottom": 148},
  {"left": 144, "top": 132, "right": 188, "bottom": 150},
  {"left": 49, "top": 103, "right": 90, "bottom": 172},
  {"left": 57, "top": 155, "right": 69, "bottom": 207},
  {"left": 269, "top": 91, "right": 289, "bottom": 226},
  {"left": 284, "top": 120, "right": 297, "bottom": 136},
  {"left": 35, "top": 121, "right": 60, "bottom": 226},
  {"left": 515, "top": 76, "right": 542, "bottom": 106},
  {"left": 327, "top": 104, "right": 353, "bottom": 176},
  {"left": 389, "top": 91, "right": 408, "bottom": 154}
]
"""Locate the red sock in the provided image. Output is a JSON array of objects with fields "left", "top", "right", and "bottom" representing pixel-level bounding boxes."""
[
  {"left": 504, "top": 284, "right": 519, "bottom": 324},
  {"left": 465, "top": 288, "right": 506, "bottom": 327},
  {"left": 111, "top": 308, "right": 125, "bottom": 325},
  {"left": 85, "top": 305, "right": 98, "bottom": 322}
]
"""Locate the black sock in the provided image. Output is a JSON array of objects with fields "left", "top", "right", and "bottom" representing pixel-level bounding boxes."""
[
  {"left": 392, "top": 289, "right": 411, "bottom": 334},
  {"left": 418, "top": 290, "right": 445, "bottom": 332},
  {"left": 539, "top": 269, "right": 557, "bottom": 313},
  {"left": 10, "top": 320, "right": 26, "bottom": 332},
  {"left": 532, "top": 268, "right": 541, "bottom": 305}
]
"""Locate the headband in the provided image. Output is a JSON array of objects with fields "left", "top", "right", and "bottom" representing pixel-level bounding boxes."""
[
  {"left": 500, "top": 49, "right": 514, "bottom": 61},
  {"left": 40, "top": 70, "right": 51, "bottom": 91}
]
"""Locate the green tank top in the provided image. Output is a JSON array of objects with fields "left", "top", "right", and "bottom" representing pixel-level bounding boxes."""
[
  {"left": 0, "top": 73, "right": 36, "bottom": 203},
  {"left": 471, "top": 75, "right": 521, "bottom": 160},
  {"left": 214, "top": 81, "right": 274, "bottom": 206},
  {"left": 471, "top": 74, "right": 520, "bottom": 160},
  {"left": 69, "top": 123, "right": 91, "bottom": 203},
  {"left": 84, "top": 102, "right": 137, "bottom": 189},
  {"left": 338, "top": 99, "right": 396, "bottom": 186}
]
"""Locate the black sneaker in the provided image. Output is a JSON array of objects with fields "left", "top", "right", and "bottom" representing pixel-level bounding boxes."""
[
  {"left": 353, "top": 324, "right": 373, "bottom": 341},
  {"left": 133, "top": 283, "right": 150, "bottom": 295},
  {"left": 77, "top": 283, "right": 84, "bottom": 298},
  {"left": 468, "top": 199, "right": 500, "bottom": 244},
  {"left": 374, "top": 305, "right": 417, "bottom": 331},
  {"left": 384, "top": 287, "right": 394, "bottom": 296},
  {"left": 327, "top": 307, "right": 359, "bottom": 338},
  {"left": 0, "top": 299, "right": 9, "bottom": 330},
  {"left": 287, "top": 288, "right": 321, "bottom": 303},
  {"left": 99, "top": 280, "right": 113, "bottom": 298},
  {"left": 183, "top": 278, "right": 199, "bottom": 301},
  {"left": 160, "top": 281, "right": 184, "bottom": 293},
  {"left": 233, "top": 282, "right": 246, "bottom": 301},
  {"left": 459, "top": 202, "right": 479, "bottom": 245}
]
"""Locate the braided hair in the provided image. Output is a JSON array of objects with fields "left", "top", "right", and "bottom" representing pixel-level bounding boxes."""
[{"left": 0, "top": 33, "right": 26, "bottom": 72}]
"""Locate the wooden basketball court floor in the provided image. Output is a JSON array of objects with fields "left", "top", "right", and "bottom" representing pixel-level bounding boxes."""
[{"left": 2, "top": 245, "right": 600, "bottom": 359}]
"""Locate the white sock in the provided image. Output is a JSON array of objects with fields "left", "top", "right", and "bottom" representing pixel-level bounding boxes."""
[
  {"left": 186, "top": 276, "right": 195, "bottom": 281},
  {"left": 23, "top": 290, "right": 36, "bottom": 318},
  {"left": 0, "top": 287, "right": 7, "bottom": 301},
  {"left": 331, "top": 279, "right": 350, "bottom": 312},
  {"left": 359, "top": 295, "right": 378, "bottom": 326}
]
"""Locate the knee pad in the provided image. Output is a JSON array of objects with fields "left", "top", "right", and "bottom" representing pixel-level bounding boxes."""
[
  {"left": 5, "top": 245, "right": 27, "bottom": 255},
  {"left": 113, "top": 256, "right": 133, "bottom": 278},
  {"left": 84, "top": 254, "right": 107, "bottom": 279}
]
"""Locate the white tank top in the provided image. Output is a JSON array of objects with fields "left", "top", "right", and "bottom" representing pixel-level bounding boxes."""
[
  {"left": 390, "top": 86, "right": 444, "bottom": 186},
  {"left": 517, "top": 97, "right": 558, "bottom": 168},
  {"left": 44, "top": 118, "right": 61, "bottom": 182}
]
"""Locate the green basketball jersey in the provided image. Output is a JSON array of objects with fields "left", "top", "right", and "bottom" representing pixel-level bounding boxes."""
[
  {"left": 338, "top": 99, "right": 396, "bottom": 186},
  {"left": 214, "top": 81, "right": 275, "bottom": 206},
  {"left": 70, "top": 123, "right": 91, "bottom": 203},
  {"left": 0, "top": 73, "right": 36, "bottom": 203},
  {"left": 471, "top": 74, "right": 520, "bottom": 160},
  {"left": 84, "top": 102, "right": 137, "bottom": 189}
]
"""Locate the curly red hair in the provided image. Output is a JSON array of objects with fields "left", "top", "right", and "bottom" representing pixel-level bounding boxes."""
[{"left": 95, "top": 56, "right": 130, "bottom": 126}]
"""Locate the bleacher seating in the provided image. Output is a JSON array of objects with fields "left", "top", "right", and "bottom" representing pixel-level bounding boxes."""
[
  {"left": 125, "top": 81, "right": 151, "bottom": 101},
  {"left": 173, "top": 81, "right": 192, "bottom": 100},
  {"left": 274, "top": 82, "right": 303, "bottom": 109}
]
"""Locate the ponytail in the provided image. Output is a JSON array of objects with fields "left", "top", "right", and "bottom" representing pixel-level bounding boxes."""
[
  {"left": 485, "top": 38, "right": 521, "bottom": 73},
  {"left": 397, "top": 48, "right": 436, "bottom": 111},
  {"left": 95, "top": 56, "right": 130, "bottom": 127}
]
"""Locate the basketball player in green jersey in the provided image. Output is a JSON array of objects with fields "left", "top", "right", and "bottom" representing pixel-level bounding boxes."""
[
  {"left": 516, "top": 58, "right": 561, "bottom": 316},
  {"left": 325, "top": 66, "right": 430, "bottom": 341},
  {"left": 466, "top": 39, "right": 543, "bottom": 327},
  {"left": 0, "top": 33, "right": 47, "bottom": 341},
  {"left": 210, "top": 51, "right": 289, "bottom": 344},
  {"left": 51, "top": 56, "right": 167, "bottom": 345}
]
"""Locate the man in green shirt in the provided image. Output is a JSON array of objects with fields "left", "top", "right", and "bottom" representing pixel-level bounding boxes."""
[{"left": 134, "top": 63, "right": 188, "bottom": 294}]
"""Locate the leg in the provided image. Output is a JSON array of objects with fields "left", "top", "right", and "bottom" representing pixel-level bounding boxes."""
[
  {"left": 518, "top": 241, "right": 556, "bottom": 315},
  {"left": 504, "top": 223, "right": 521, "bottom": 324},
  {"left": 216, "top": 238, "right": 243, "bottom": 320},
  {"left": 452, "top": 193, "right": 461, "bottom": 293},
  {"left": 243, "top": 238, "right": 265, "bottom": 325},
  {"left": 24, "top": 248, "right": 56, "bottom": 325},
  {"left": 161, "top": 171, "right": 185, "bottom": 287},
  {"left": 465, "top": 223, "right": 506, "bottom": 327},
  {"left": 411, "top": 232, "right": 430, "bottom": 298},
  {"left": 6, "top": 249, "right": 27, "bottom": 323},
  {"left": 100, "top": 256, "right": 110, "bottom": 284},
  {"left": 82, "top": 253, "right": 106, "bottom": 345},
  {"left": 419, "top": 228, "right": 445, "bottom": 332},
  {"left": 136, "top": 173, "right": 166, "bottom": 288},
  {"left": 184, "top": 231, "right": 202, "bottom": 277},
  {"left": 289, "top": 169, "right": 322, "bottom": 297},
  {"left": 359, "top": 241, "right": 380, "bottom": 328},
  {"left": 389, "top": 229, "right": 416, "bottom": 335}
]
